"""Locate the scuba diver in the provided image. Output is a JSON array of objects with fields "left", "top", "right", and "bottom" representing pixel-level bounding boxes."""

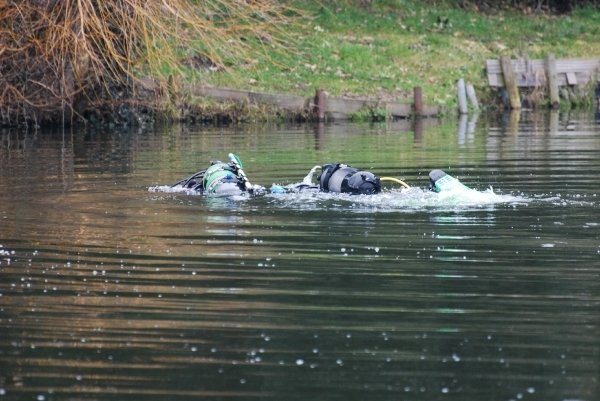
[
  {"left": 171, "top": 153, "right": 470, "bottom": 197},
  {"left": 171, "top": 153, "right": 264, "bottom": 197},
  {"left": 272, "top": 164, "right": 471, "bottom": 194},
  {"left": 272, "top": 162, "right": 413, "bottom": 195}
]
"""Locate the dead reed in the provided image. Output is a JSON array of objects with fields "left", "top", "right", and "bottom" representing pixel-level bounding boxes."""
[{"left": 0, "top": 0, "right": 298, "bottom": 126}]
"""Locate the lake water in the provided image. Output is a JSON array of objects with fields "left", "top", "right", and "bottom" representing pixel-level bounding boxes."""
[{"left": 0, "top": 112, "right": 598, "bottom": 401}]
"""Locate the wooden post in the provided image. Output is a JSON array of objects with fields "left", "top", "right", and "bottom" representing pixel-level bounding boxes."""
[
  {"left": 506, "top": 110, "right": 520, "bottom": 135},
  {"left": 549, "top": 110, "right": 559, "bottom": 135},
  {"left": 413, "top": 86, "right": 423, "bottom": 117},
  {"left": 314, "top": 89, "right": 325, "bottom": 121},
  {"left": 467, "top": 112, "right": 479, "bottom": 134},
  {"left": 413, "top": 117, "right": 423, "bottom": 142},
  {"left": 500, "top": 55, "right": 521, "bottom": 109},
  {"left": 314, "top": 122, "right": 325, "bottom": 150},
  {"left": 466, "top": 84, "right": 479, "bottom": 110},
  {"left": 457, "top": 114, "right": 467, "bottom": 144},
  {"left": 457, "top": 78, "right": 468, "bottom": 114},
  {"left": 546, "top": 53, "right": 560, "bottom": 109}
]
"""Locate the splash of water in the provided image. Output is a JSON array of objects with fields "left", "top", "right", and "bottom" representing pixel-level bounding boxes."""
[
  {"left": 302, "top": 165, "right": 322, "bottom": 186},
  {"left": 266, "top": 182, "right": 529, "bottom": 212}
]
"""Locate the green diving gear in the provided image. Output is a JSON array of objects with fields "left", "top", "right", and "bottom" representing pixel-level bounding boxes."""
[
  {"left": 172, "top": 153, "right": 259, "bottom": 196},
  {"left": 428, "top": 169, "right": 472, "bottom": 192}
]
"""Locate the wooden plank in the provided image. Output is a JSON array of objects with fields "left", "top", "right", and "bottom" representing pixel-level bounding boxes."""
[
  {"left": 500, "top": 55, "right": 521, "bottom": 109},
  {"left": 555, "top": 58, "right": 600, "bottom": 72},
  {"left": 488, "top": 58, "right": 599, "bottom": 74},
  {"left": 421, "top": 104, "right": 441, "bottom": 117},
  {"left": 486, "top": 57, "right": 600, "bottom": 87},
  {"left": 189, "top": 85, "right": 435, "bottom": 120},
  {"left": 566, "top": 72, "right": 578, "bottom": 85},
  {"left": 546, "top": 53, "right": 559, "bottom": 109},
  {"left": 488, "top": 73, "right": 499, "bottom": 87},
  {"left": 486, "top": 59, "right": 501, "bottom": 74},
  {"left": 525, "top": 59, "right": 537, "bottom": 86},
  {"left": 388, "top": 102, "right": 414, "bottom": 117}
]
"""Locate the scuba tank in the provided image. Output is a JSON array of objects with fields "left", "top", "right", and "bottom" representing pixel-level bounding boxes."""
[
  {"left": 317, "top": 162, "right": 381, "bottom": 195},
  {"left": 172, "top": 153, "right": 258, "bottom": 196},
  {"left": 202, "top": 162, "right": 244, "bottom": 195}
]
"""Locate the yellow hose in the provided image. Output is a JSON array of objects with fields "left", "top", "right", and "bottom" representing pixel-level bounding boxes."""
[{"left": 380, "top": 177, "right": 410, "bottom": 189}]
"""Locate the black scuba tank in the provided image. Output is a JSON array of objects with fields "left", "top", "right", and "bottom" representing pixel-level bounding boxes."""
[{"left": 318, "top": 162, "right": 381, "bottom": 195}]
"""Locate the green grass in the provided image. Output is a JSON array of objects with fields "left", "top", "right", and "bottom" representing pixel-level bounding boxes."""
[{"left": 173, "top": 0, "right": 600, "bottom": 111}]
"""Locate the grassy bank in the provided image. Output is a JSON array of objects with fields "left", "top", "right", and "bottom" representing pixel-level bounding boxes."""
[
  {"left": 175, "top": 0, "right": 600, "bottom": 114},
  {"left": 3, "top": 0, "right": 599, "bottom": 126}
]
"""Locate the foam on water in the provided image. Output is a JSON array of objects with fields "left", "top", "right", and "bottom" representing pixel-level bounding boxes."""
[
  {"left": 148, "top": 184, "right": 264, "bottom": 200},
  {"left": 149, "top": 185, "right": 203, "bottom": 195},
  {"left": 266, "top": 183, "right": 527, "bottom": 212},
  {"left": 149, "top": 180, "right": 593, "bottom": 212}
]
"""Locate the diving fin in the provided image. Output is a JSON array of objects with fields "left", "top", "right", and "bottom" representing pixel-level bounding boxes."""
[{"left": 429, "top": 169, "right": 472, "bottom": 192}]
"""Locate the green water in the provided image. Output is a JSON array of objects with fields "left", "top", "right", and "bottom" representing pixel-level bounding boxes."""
[{"left": 0, "top": 112, "right": 598, "bottom": 401}]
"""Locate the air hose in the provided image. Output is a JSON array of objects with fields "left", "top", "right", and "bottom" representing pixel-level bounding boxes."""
[{"left": 380, "top": 177, "right": 410, "bottom": 189}]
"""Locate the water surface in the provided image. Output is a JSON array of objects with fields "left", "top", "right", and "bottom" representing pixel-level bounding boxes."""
[{"left": 0, "top": 113, "right": 598, "bottom": 401}]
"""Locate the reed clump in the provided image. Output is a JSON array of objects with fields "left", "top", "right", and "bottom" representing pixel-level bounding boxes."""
[{"left": 0, "top": 0, "right": 298, "bottom": 126}]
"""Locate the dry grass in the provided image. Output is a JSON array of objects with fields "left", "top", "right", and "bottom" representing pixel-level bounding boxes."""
[{"left": 0, "top": 0, "right": 299, "bottom": 125}]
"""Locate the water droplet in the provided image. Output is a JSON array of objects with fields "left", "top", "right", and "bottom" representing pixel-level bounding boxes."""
[
  {"left": 527, "top": 387, "right": 534, "bottom": 393},
  {"left": 296, "top": 359, "right": 304, "bottom": 365},
  {"left": 441, "top": 387, "right": 449, "bottom": 393},
  {"left": 336, "top": 359, "right": 343, "bottom": 366}
]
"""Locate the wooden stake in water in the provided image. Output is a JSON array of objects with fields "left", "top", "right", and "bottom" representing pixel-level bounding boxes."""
[
  {"left": 414, "top": 86, "right": 423, "bottom": 117},
  {"left": 500, "top": 55, "right": 521, "bottom": 109},
  {"left": 546, "top": 53, "right": 560, "bottom": 110},
  {"left": 457, "top": 78, "right": 468, "bottom": 114},
  {"left": 466, "top": 84, "right": 479, "bottom": 110}
]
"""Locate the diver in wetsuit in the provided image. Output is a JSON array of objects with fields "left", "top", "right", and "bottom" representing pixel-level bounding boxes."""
[
  {"left": 317, "top": 162, "right": 382, "bottom": 194},
  {"left": 172, "top": 154, "right": 467, "bottom": 197},
  {"left": 276, "top": 162, "right": 412, "bottom": 194},
  {"left": 172, "top": 153, "right": 262, "bottom": 196}
]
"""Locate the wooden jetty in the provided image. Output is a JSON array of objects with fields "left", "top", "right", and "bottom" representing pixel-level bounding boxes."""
[
  {"left": 486, "top": 57, "right": 600, "bottom": 88},
  {"left": 486, "top": 55, "right": 600, "bottom": 109}
]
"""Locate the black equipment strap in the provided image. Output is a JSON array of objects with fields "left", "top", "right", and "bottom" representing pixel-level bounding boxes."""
[{"left": 321, "top": 162, "right": 341, "bottom": 192}]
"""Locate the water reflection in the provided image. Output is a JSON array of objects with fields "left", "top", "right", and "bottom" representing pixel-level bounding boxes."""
[{"left": 1, "top": 114, "right": 599, "bottom": 401}]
